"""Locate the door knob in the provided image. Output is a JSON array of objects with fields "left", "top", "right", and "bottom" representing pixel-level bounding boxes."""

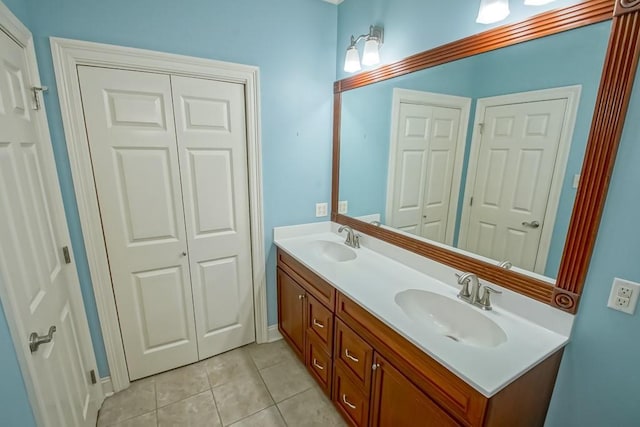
[
  {"left": 29, "top": 326, "right": 56, "bottom": 353},
  {"left": 522, "top": 221, "right": 540, "bottom": 229}
]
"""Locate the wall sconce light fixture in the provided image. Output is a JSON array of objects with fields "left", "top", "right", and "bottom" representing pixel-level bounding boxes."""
[
  {"left": 476, "top": 0, "right": 510, "bottom": 24},
  {"left": 344, "top": 25, "right": 384, "bottom": 73}
]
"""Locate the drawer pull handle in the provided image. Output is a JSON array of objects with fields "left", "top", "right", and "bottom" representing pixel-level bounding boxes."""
[
  {"left": 313, "top": 319, "right": 325, "bottom": 329},
  {"left": 372, "top": 363, "right": 380, "bottom": 371},
  {"left": 345, "top": 349, "right": 359, "bottom": 363},
  {"left": 312, "top": 358, "right": 325, "bottom": 370},
  {"left": 342, "top": 394, "right": 357, "bottom": 409},
  {"left": 298, "top": 294, "right": 305, "bottom": 300}
]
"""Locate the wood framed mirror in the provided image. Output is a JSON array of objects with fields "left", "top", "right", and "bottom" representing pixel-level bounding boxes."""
[{"left": 331, "top": 0, "right": 640, "bottom": 314}]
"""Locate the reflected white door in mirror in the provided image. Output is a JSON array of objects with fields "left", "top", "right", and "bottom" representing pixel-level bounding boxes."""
[
  {"left": 459, "top": 86, "right": 580, "bottom": 275},
  {"left": 386, "top": 89, "right": 471, "bottom": 245}
]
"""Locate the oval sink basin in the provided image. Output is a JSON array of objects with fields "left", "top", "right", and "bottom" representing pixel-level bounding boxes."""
[
  {"left": 395, "top": 289, "right": 507, "bottom": 348},
  {"left": 309, "top": 240, "right": 357, "bottom": 262}
]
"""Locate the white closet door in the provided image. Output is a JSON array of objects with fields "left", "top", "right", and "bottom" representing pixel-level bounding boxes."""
[
  {"left": 420, "top": 106, "right": 461, "bottom": 243},
  {"left": 78, "top": 67, "right": 198, "bottom": 379},
  {"left": 0, "top": 31, "right": 98, "bottom": 426},
  {"left": 390, "top": 103, "right": 432, "bottom": 235},
  {"left": 171, "top": 76, "right": 255, "bottom": 359},
  {"left": 463, "top": 98, "right": 567, "bottom": 271},
  {"left": 390, "top": 102, "right": 461, "bottom": 243}
]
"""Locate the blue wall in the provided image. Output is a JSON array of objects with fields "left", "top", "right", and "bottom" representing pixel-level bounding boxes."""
[
  {"left": 339, "top": 1, "right": 640, "bottom": 426},
  {"left": 339, "top": 21, "right": 610, "bottom": 278}
]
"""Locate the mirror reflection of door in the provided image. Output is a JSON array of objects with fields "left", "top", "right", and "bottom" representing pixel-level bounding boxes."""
[
  {"left": 459, "top": 87, "right": 580, "bottom": 274},
  {"left": 386, "top": 90, "right": 470, "bottom": 245}
]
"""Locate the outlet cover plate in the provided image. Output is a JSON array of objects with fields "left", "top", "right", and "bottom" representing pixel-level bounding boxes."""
[
  {"left": 315, "top": 202, "right": 328, "bottom": 218},
  {"left": 338, "top": 200, "right": 348, "bottom": 214},
  {"left": 608, "top": 277, "right": 640, "bottom": 315}
]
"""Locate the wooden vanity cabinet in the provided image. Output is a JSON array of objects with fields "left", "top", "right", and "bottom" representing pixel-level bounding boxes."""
[
  {"left": 276, "top": 248, "right": 563, "bottom": 426},
  {"left": 277, "top": 250, "right": 336, "bottom": 395}
]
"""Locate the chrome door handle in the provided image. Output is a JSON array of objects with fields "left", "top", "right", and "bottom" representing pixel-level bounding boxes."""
[
  {"left": 29, "top": 326, "right": 56, "bottom": 353},
  {"left": 312, "top": 319, "right": 325, "bottom": 329},
  {"left": 522, "top": 221, "right": 540, "bottom": 229},
  {"left": 312, "top": 358, "right": 325, "bottom": 370}
]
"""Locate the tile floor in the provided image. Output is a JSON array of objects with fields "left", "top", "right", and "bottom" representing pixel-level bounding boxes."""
[{"left": 97, "top": 340, "right": 346, "bottom": 427}]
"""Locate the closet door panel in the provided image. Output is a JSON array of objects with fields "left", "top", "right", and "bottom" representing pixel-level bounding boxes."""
[
  {"left": 171, "top": 76, "right": 255, "bottom": 359},
  {"left": 78, "top": 67, "right": 198, "bottom": 379}
]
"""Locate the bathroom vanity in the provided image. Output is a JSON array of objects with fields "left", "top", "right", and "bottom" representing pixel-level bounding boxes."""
[{"left": 275, "top": 224, "right": 570, "bottom": 427}]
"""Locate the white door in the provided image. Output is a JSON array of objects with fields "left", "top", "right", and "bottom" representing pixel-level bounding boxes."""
[
  {"left": 0, "top": 29, "right": 99, "bottom": 426},
  {"left": 171, "top": 76, "right": 255, "bottom": 359},
  {"left": 78, "top": 66, "right": 198, "bottom": 379},
  {"left": 390, "top": 102, "right": 461, "bottom": 243},
  {"left": 461, "top": 98, "right": 567, "bottom": 271}
]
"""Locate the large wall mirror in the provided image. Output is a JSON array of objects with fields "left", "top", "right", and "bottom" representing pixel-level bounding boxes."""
[{"left": 332, "top": 0, "right": 640, "bottom": 313}]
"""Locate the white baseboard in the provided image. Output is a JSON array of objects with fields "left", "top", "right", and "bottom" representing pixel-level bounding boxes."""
[
  {"left": 101, "top": 376, "right": 114, "bottom": 397},
  {"left": 267, "top": 325, "right": 282, "bottom": 342}
]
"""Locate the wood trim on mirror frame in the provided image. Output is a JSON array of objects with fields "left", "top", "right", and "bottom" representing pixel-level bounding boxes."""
[{"left": 331, "top": 0, "right": 640, "bottom": 314}]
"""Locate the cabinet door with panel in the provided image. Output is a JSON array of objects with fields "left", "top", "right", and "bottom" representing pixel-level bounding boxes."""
[
  {"left": 370, "top": 353, "right": 461, "bottom": 427},
  {"left": 277, "top": 267, "right": 306, "bottom": 360}
]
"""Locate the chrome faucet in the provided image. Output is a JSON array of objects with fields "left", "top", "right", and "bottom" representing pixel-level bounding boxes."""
[
  {"left": 498, "top": 260, "right": 512, "bottom": 270},
  {"left": 455, "top": 272, "right": 502, "bottom": 310},
  {"left": 338, "top": 225, "right": 360, "bottom": 248}
]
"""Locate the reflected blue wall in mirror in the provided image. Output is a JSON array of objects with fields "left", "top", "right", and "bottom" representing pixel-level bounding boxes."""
[{"left": 339, "top": 21, "right": 610, "bottom": 278}]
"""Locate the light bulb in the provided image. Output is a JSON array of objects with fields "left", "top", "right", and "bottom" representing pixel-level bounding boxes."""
[
  {"left": 362, "top": 38, "right": 380, "bottom": 66},
  {"left": 344, "top": 46, "right": 361, "bottom": 73},
  {"left": 524, "top": 0, "right": 555, "bottom": 5},
  {"left": 476, "top": 0, "right": 510, "bottom": 24}
]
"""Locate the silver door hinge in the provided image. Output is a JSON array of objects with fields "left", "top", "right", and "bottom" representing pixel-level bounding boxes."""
[
  {"left": 62, "top": 246, "right": 71, "bottom": 264},
  {"left": 90, "top": 370, "right": 97, "bottom": 385},
  {"left": 470, "top": 197, "right": 474, "bottom": 206},
  {"left": 478, "top": 123, "right": 484, "bottom": 135},
  {"left": 31, "top": 86, "right": 48, "bottom": 111}
]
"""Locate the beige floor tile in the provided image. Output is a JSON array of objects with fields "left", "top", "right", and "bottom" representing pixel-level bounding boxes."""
[
  {"left": 278, "top": 387, "right": 346, "bottom": 427},
  {"left": 201, "top": 347, "right": 258, "bottom": 388},
  {"left": 248, "top": 340, "right": 299, "bottom": 370},
  {"left": 109, "top": 411, "right": 156, "bottom": 427},
  {"left": 212, "top": 370, "right": 274, "bottom": 425},
  {"left": 97, "top": 379, "right": 156, "bottom": 426},
  {"left": 260, "top": 359, "right": 315, "bottom": 402},
  {"left": 229, "top": 405, "right": 286, "bottom": 427},
  {"left": 157, "top": 390, "right": 221, "bottom": 427},
  {"left": 155, "top": 363, "right": 210, "bottom": 408}
]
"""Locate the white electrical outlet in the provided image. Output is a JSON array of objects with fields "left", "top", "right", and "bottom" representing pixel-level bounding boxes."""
[
  {"left": 338, "top": 200, "right": 348, "bottom": 214},
  {"left": 315, "top": 202, "right": 328, "bottom": 218},
  {"left": 608, "top": 278, "right": 640, "bottom": 314},
  {"left": 573, "top": 174, "right": 581, "bottom": 189}
]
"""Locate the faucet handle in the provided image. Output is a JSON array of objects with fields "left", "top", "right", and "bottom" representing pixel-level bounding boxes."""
[
  {"left": 478, "top": 286, "right": 502, "bottom": 310},
  {"left": 352, "top": 233, "right": 361, "bottom": 248},
  {"left": 455, "top": 273, "right": 472, "bottom": 299}
]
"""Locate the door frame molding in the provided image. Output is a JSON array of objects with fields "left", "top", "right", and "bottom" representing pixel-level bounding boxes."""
[
  {"left": 385, "top": 88, "right": 471, "bottom": 245},
  {"left": 458, "top": 85, "right": 582, "bottom": 274},
  {"left": 0, "top": 3, "right": 103, "bottom": 424},
  {"left": 51, "top": 37, "right": 268, "bottom": 392}
]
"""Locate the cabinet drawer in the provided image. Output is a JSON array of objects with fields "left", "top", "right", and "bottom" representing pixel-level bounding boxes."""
[
  {"left": 278, "top": 249, "right": 335, "bottom": 309},
  {"left": 333, "top": 361, "right": 370, "bottom": 427},
  {"left": 306, "top": 293, "right": 333, "bottom": 353},
  {"left": 334, "top": 318, "right": 373, "bottom": 392},
  {"left": 306, "top": 333, "right": 332, "bottom": 396}
]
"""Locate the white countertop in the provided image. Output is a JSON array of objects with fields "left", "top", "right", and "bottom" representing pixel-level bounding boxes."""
[{"left": 273, "top": 222, "right": 571, "bottom": 397}]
